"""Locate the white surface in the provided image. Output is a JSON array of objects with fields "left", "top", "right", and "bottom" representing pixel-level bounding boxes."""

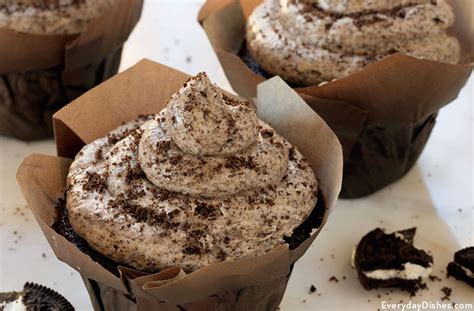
[{"left": 0, "top": 1, "right": 473, "bottom": 310}]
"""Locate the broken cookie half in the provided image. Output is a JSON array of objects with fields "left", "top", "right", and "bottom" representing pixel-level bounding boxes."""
[{"left": 353, "top": 228, "right": 433, "bottom": 294}]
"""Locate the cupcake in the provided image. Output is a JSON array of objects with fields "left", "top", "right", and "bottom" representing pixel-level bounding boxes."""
[
  {"left": 246, "top": 0, "right": 460, "bottom": 85},
  {"left": 65, "top": 72, "right": 318, "bottom": 273},
  {"left": 0, "top": 0, "right": 143, "bottom": 141},
  {"left": 0, "top": 282, "right": 74, "bottom": 311},
  {"left": 17, "top": 60, "right": 343, "bottom": 310},
  {"left": 0, "top": 0, "right": 115, "bottom": 35},
  {"left": 199, "top": 0, "right": 473, "bottom": 198}
]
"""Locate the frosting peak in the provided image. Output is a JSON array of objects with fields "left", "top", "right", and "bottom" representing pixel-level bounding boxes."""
[
  {"left": 138, "top": 73, "right": 289, "bottom": 198},
  {"left": 164, "top": 72, "right": 259, "bottom": 156}
]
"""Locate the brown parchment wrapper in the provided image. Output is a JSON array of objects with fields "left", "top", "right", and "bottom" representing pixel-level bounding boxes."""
[
  {"left": 198, "top": 0, "right": 474, "bottom": 198},
  {"left": 0, "top": 0, "right": 143, "bottom": 141},
  {"left": 16, "top": 60, "right": 343, "bottom": 310}
]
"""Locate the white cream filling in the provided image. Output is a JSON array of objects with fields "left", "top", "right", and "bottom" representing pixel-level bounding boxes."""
[
  {"left": 0, "top": 297, "right": 26, "bottom": 311},
  {"left": 394, "top": 232, "right": 409, "bottom": 241},
  {"left": 363, "top": 262, "right": 432, "bottom": 280},
  {"left": 458, "top": 264, "right": 474, "bottom": 278},
  {"left": 351, "top": 247, "right": 356, "bottom": 268}
]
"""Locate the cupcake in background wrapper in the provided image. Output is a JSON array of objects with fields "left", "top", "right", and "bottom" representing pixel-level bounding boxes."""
[
  {"left": 17, "top": 60, "right": 343, "bottom": 310},
  {"left": 198, "top": 0, "right": 473, "bottom": 198},
  {"left": 0, "top": 0, "right": 143, "bottom": 141}
]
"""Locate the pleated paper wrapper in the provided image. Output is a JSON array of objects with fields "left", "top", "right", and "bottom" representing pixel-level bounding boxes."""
[
  {"left": 17, "top": 60, "right": 343, "bottom": 310},
  {"left": 199, "top": 0, "right": 473, "bottom": 198},
  {"left": 0, "top": 0, "right": 143, "bottom": 140}
]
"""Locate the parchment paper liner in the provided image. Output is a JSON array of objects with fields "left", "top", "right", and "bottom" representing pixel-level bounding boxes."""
[
  {"left": 0, "top": 0, "right": 143, "bottom": 141},
  {"left": 198, "top": 0, "right": 473, "bottom": 198},
  {"left": 17, "top": 60, "right": 343, "bottom": 310}
]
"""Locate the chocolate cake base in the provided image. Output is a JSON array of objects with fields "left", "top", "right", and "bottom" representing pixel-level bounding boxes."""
[{"left": 447, "top": 247, "right": 474, "bottom": 288}]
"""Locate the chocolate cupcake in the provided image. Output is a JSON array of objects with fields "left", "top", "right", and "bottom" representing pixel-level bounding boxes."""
[
  {"left": 353, "top": 228, "right": 433, "bottom": 294},
  {"left": 447, "top": 247, "right": 474, "bottom": 288},
  {"left": 246, "top": 0, "right": 460, "bottom": 85},
  {"left": 65, "top": 72, "right": 319, "bottom": 273},
  {"left": 17, "top": 60, "right": 343, "bottom": 310},
  {"left": 0, "top": 282, "right": 74, "bottom": 311},
  {"left": 0, "top": 0, "right": 115, "bottom": 35},
  {"left": 0, "top": 0, "right": 143, "bottom": 140},
  {"left": 199, "top": 0, "right": 473, "bottom": 198}
]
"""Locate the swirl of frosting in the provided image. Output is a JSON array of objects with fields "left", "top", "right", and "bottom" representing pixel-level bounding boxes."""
[
  {"left": 66, "top": 73, "right": 318, "bottom": 272},
  {"left": 0, "top": 0, "right": 115, "bottom": 35},
  {"left": 312, "top": 0, "right": 430, "bottom": 14},
  {"left": 138, "top": 73, "right": 288, "bottom": 197},
  {"left": 246, "top": 0, "right": 460, "bottom": 85}
]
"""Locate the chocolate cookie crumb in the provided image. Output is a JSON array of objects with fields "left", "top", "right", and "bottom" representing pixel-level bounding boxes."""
[{"left": 441, "top": 287, "right": 452, "bottom": 301}]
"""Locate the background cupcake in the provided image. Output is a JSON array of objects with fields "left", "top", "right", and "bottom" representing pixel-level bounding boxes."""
[
  {"left": 0, "top": 0, "right": 143, "bottom": 141},
  {"left": 245, "top": 0, "right": 460, "bottom": 86},
  {"left": 17, "top": 60, "right": 343, "bottom": 310},
  {"left": 199, "top": 0, "right": 473, "bottom": 198}
]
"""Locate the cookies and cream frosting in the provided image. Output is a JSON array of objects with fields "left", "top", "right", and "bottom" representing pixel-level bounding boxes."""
[
  {"left": 0, "top": 0, "right": 115, "bottom": 34},
  {"left": 246, "top": 0, "right": 461, "bottom": 85},
  {"left": 66, "top": 72, "right": 318, "bottom": 272}
]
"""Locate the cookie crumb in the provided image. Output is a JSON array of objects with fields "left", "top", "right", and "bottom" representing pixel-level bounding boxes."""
[
  {"left": 329, "top": 276, "right": 339, "bottom": 282},
  {"left": 309, "top": 285, "right": 316, "bottom": 293},
  {"left": 441, "top": 287, "right": 452, "bottom": 301}
]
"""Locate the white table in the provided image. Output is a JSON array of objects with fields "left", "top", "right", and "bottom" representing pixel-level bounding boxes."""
[{"left": 1, "top": 1, "right": 472, "bottom": 310}]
